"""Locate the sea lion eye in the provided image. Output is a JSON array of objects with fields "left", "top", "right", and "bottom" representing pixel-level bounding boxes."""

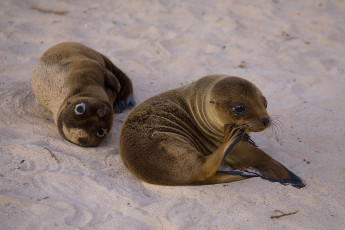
[
  {"left": 232, "top": 103, "right": 246, "bottom": 116},
  {"left": 74, "top": 102, "right": 86, "bottom": 115},
  {"left": 97, "top": 128, "right": 107, "bottom": 137}
]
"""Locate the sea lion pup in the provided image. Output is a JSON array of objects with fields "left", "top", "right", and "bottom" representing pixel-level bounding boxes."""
[
  {"left": 120, "top": 75, "right": 304, "bottom": 188},
  {"left": 32, "top": 42, "right": 134, "bottom": 147}
]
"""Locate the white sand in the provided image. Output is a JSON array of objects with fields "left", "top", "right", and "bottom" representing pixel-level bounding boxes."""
[{"left": 1, "top": 0, "right": 345, "bottom": 229}]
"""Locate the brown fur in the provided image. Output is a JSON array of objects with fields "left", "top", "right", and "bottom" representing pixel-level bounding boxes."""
[
  {"left": 32, "top": 42, "right": 133, "bottom": 147},
  {"left": 120, "top": 75, "right": 295, "bottom": 185}
]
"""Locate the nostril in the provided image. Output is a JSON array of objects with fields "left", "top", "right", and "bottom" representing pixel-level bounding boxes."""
[{"left": 262, "top": 117, "right": 270, "bottom": 126}]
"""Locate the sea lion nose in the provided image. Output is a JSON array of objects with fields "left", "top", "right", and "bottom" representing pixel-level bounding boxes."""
[{"left": 262, "top": 117, "right": 270, "bottom": 126}]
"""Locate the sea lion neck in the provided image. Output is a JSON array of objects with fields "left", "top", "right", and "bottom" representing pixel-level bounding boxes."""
[{"left": 184, "top": 76, "right": 226, "bottom": 143}]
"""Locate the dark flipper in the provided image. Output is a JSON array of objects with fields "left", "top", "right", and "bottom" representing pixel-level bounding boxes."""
[
  {"left": 114, "top": 94, "right": 136, "bottom": 113},
  {"left": 101, "top": 54, "right": 135, "bottom": 113},
  {"left": 266, "top": 164, "right": 305, "bottom": 188},
  {"left": 219, "top": 131, "right": 305, "bottom": 188},
  {"left": 218, "top": 166, "right": 305, "bottom": 188}
]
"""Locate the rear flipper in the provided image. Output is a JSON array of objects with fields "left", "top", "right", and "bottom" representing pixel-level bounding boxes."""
[
  {"left": 221, "top": 132, "right": 305, "bottom": 188},
  {"left": 114, "top": 94, "right": 136, "bottom": 113},
  {"left": 218, "top": 166, "right": 305, "bottom": 188},
  {"left": 101, "top": 54, "right": 135, "bottom": 113}
]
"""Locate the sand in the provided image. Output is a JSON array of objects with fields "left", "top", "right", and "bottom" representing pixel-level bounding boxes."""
[{"left": 0, "top": 0, "right": 344, "bottom": 229}]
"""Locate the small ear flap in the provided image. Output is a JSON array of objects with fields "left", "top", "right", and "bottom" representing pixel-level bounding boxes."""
[{"left": 104, "top": 69, "right": 121, "bottom": 93}]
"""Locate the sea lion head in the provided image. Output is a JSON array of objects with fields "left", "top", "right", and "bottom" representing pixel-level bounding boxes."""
[
  {"left": 208, "top": 76, "right": 270, "bottom": 133},
  {"left": 57, "top": 97, "right": 113, "bottom": 147}
]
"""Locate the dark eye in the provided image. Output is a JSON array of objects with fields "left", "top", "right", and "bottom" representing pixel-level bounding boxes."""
[
  {"left": 74, "top": 103, "right": 86, "bottom": 115},
  {"left": 97, "top": 128, "right": 107, "bottom": 137},
  {"left": 232, "top": 103, "right": 246, "bottom": 116}
]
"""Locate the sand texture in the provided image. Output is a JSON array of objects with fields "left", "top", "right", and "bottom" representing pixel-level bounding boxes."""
[{"left": 1, "top": 0, "right": 345, "bottom": 229}]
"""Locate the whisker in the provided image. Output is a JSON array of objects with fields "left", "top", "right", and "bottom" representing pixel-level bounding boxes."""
[
  {"left": 258, "top": 115, "right": 283, "bottom": 144},
  {"left": 271, "top": 119, "right": 282, "bottom": 143},
  {"left": 271, "top": 115, "right": 283, "bottom": 127}
]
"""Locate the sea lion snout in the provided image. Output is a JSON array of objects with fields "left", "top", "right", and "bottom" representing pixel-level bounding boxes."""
[{"left": 262, "top": 117, "right": 270, "bottom": 126}]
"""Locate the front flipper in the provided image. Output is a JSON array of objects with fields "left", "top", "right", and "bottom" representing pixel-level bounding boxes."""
[
  {"left": 257, "top": 163, "right": 305, "bottom": 188},
  {"left": 221, "top": 134, "right": 305, "bottom": 188}
]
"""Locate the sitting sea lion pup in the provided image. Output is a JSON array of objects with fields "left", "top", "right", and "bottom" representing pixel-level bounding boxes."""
[
  {"left": 120, "top": 75, "right": 305, "bottom": 188},
  {"left": 32, "top": 42, "right": 135, "bottom": 147}
]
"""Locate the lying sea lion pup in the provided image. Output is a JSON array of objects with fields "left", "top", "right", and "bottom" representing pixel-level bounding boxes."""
[
  {"left": 120, "top": 75, "right": 304, "bottom": 188},
  {"left": 32, "top": 42, "right": 134, "bottom": 147}
]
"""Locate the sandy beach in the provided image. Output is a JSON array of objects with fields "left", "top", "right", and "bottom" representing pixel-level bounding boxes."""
[{"left": 1, "top": 0, "right": 344, "bottom": 229}]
